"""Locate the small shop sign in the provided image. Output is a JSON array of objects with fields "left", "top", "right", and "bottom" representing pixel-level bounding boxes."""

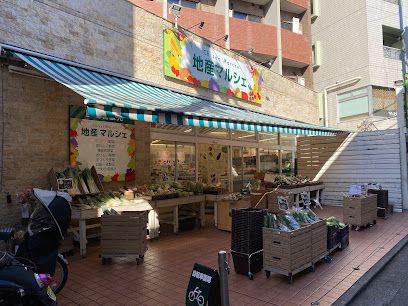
[
  {"left": 186, "top": 263, "right": 221, "bottom": 306},
  {"left": 163, "top": 29, "right": 263, "bottom": 104}
]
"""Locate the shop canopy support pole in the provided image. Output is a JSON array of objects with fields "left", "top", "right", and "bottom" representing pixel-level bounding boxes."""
[{"left": 218, "top": 250, "right": 230, "bottom": 306}]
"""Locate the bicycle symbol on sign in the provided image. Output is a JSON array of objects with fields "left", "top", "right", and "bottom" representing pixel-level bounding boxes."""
[{"left": 188, "top": 286, "right": 205, "bottom": 306}]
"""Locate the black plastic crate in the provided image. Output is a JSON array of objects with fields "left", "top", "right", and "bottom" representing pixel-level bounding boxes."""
[
  {"left": 368, "top": 189, "right": 388, "bottom": 210},
  {"left": 231, "top": 208, "right": 265, "bottom": 254},
  {"left": 231, "top": 250, "right": 263, "bottom": 277},
  {"left": 327, "top": 225, "right": 338, "bottom": 250},
  {"left": 338, "top": 225, "right": 349, "bottom": 250}
]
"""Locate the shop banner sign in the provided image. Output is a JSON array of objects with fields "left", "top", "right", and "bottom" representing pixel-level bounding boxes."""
[
  {"left": 186, "top": 263, "right": 221, "bottom": 306},
  {"left": 70, "top": 118, "right": 136, "bottom": 182},
  {"left": 163, "top": 29, "right": 263, "bottom": 104}
]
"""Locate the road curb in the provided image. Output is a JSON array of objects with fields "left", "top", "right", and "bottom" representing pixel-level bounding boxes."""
[{"left": 333, "top": 233, "right": 408, "bottom": 306}]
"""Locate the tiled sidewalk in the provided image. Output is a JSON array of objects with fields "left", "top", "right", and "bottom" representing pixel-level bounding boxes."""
[{"left": 58, "top": 207, "right": 408, "bottom": 306}]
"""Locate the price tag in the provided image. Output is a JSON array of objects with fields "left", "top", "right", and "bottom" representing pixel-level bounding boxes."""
[{"left": 57, "top": 178, "right": 74, "bottom": 191}]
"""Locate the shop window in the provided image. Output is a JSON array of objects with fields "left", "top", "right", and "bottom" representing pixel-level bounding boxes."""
[
  {"left": 150, "top": 140, "right": 176, "bottom": 182},
  {"left": 197, "top": 144, "right": 229, "bottom": 190},
  {"left": 198, "top": 127, "right": 230, "bottom": 139},
  {"left": 258, "top": 132, "right": 278, "bottom": 145},
  {"left": 231, "top": 130, "right": 256, "bottom": 141},
  {"left": 176, "top": 143, "right": 196, "bottom": 181},
  {"left": 259, "top": 149, "right": 279, "bottom": 174},
  {"left": 281, "top": 150, "right": 294, "bottom": 176},
  {"left": 372, "top": 86, "right": 397, "bottom": 117},
  {"left": 232, "top": 147, "right": 257, "bottom": 192},
  {"left": 338, "top": 87, "right": 369, "bottom": 121},
  {"left": 279, "top": 133, "right": 296, "bottom": 147}
]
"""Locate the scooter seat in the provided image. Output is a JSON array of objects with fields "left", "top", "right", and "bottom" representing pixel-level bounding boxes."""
[
  {"left": 0, "top": 280, "right": 22, "bottom": 290},
  {"left": 0, "top": 227, "right": 14, "bottom": 241}
]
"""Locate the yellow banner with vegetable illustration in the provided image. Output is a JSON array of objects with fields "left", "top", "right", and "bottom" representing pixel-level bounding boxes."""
[{"left": 163, "top": 29, "right": 263, "bottom": 104}]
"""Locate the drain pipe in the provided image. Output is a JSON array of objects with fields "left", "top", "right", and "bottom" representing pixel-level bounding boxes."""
[
  {"left": 218, "top": 251, "right": 230, "bottom": 306},
  {"left": 323, "top": 77, "right": 362, "bottom": 127}
]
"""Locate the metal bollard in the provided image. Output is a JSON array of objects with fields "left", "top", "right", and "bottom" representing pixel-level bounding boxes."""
[{"left": 218, "top": 250, "right": 230, "bottom": 306}]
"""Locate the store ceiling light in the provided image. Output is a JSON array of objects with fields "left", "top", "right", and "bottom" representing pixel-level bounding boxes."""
[
  {"left": 151, "top": 140, "right": 161, "bottom": 144},
  {"left": 248, "top": 48, "right": 254, "bottom": 55}
]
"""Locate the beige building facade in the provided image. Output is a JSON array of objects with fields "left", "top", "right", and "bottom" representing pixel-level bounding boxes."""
[{"left": 0, "top": 0, "right": 322, "bottom": 223}]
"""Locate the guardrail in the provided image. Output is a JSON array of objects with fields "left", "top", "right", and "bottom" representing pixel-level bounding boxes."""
[{"left": 383, "top": 46, "right": 402, "bottom": 60}]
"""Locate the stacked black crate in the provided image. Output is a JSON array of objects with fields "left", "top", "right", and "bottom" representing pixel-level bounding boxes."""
[
  {"left": 231, "top": 208, "right": 266, "bottom": 280},
  {"left": 368, "top": 189, "right": 389, "bottom": 218}
]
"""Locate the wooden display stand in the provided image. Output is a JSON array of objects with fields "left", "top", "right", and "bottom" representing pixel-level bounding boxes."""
[
  {"left": 343, "top": 194, "right": 377, "bottom": 229},
  {"left": 100, "top": 212, "right": 148, "bottom": 264},
  {"left": 216, "top": 197, "right": 250, "bottom": 231},
  {"left": 263, "top": 226, "right": 312, "bottom": 283}
]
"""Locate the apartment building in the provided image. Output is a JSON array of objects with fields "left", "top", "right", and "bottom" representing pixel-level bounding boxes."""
[
  {"left": 131, "top": 0, "right": 314, "bottom": 88},
  {"left": 312, "top": 0, "right": 408, "bottom": 130}
]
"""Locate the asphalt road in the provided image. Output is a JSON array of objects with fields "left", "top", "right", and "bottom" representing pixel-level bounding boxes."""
[{"left": 348, "top": 242, "right": 408, "bottom": 306}]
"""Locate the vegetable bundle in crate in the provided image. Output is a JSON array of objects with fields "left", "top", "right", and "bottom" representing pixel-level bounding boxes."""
[{"left": 326, "top": 216, "right": 349, "bottom": 252}]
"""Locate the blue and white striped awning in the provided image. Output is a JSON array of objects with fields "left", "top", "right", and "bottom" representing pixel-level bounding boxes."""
[{"left": 10, "top": 50, "right": 341, "bottom": 136}]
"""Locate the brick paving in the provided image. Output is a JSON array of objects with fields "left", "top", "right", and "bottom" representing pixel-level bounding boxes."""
[{"left": 58, "top": 207, "right": 408, "bottom": 306}]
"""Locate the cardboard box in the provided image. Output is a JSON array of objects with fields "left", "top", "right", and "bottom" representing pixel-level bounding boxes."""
[{"left": 217, "top": 198, "right": 250, "bottom": 231}]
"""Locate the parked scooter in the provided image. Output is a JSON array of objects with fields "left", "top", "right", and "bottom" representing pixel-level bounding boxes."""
[{"left": 0, "top": 188, "right": 72, "bottom": 305}]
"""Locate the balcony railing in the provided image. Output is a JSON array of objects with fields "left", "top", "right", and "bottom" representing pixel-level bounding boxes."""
[
  {"left": 383, "top": 46, "right": 402, "bottom": 60},
  {"left": 383, "top": 0, "right": 398, "bottom": 4}
]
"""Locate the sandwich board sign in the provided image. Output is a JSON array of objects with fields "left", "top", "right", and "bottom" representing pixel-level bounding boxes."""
[{"left": 186, "top": 263, "right": 220, "bottom": 306}]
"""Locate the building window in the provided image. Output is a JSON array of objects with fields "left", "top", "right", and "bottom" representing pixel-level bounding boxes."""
[
  {"left": 232, "top": 11, "right": 262, "bottom": 23},
  {"left": 312, "top": 41, "right": 321, "bottom": 68},
  {"left": 372, "top": 86, "right": 397, "bottom": 117},
  {"left": 383, "top": 25, "right": 403, "bottom": 60},
  {"left": 338, "top": 87, "right": 369, "bottom": 121},
  {"left": 168, "top": 0, "right": 197, "bottom": 9}
]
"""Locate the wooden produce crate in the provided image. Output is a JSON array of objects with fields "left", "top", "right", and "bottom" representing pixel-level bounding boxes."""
[
  {"left": 343, "top": 194, "right": 377, "bottom": 227},
  {"left": 100, "top": 212, "right": 148, "bottom": 264},
  {"left": 217, "top": 198, "right": 250, "bottom": 231},
  {"left": 310, "top": 219, "right": 327, "bottom": 263},
  {"left": 263, "top": 225, "right": 312, "bottom": 283}
]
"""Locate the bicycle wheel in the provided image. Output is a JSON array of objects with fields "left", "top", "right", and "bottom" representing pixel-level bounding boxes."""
[{"left": 50, "top": 256, "right": 68, "bottom": 294}]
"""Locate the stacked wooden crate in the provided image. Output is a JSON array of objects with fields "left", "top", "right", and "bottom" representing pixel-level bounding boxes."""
[
  {"left": 343, "top": 194, "right": 377, "bottom": 227},
  {"left": 100, "top": 211, "right": 148, "bottom": 264},
  {"left": 310, "top": 219, "right": 327, "bottom": 263},
  {"left": 263, "top": 226, "right": 311, "bottom": 283}
]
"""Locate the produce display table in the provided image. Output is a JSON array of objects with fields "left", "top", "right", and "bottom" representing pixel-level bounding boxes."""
[
  {"left": 267, "top": 184, "right": 325, "bottom": 211},
  {"left": 150, "top": 195, "right": 206, "bottom": 233},
  {"left": 71, "top": 199, "right": 152, "bottom": 257}
]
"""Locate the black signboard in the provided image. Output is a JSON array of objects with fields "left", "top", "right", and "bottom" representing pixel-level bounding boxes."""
[{"left": 186, "top": 263, "right": 221, "bottom": 306}]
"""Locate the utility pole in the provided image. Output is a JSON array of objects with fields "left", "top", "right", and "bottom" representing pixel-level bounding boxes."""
[{"left": 397, "top": 0, "right": 408, "bottom": 210}]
